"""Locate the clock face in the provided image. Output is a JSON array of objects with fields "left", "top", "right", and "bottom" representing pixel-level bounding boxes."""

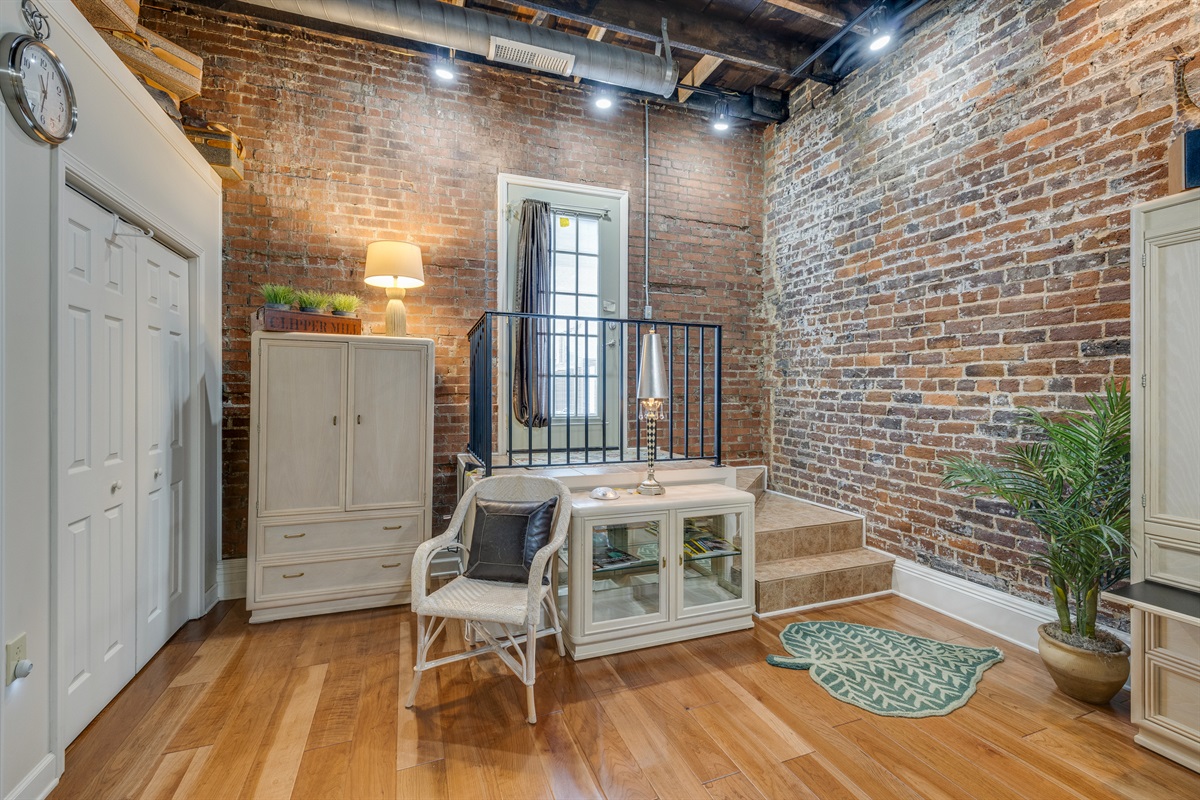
[
  {"left": 19, "top": 41, "right": 72, "bottom": 140},
  {"left": 1, "top": 33, "right": 78, "bottom": 145}
]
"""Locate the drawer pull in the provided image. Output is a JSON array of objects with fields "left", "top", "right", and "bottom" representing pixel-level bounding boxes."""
[
  {"left": 282, "top": 572, "right": 305, "bottom": 579},
  {"left": 382, "top": 524, "right": 404, "bottom": 531},
  {"left": 381, "top": 562, "right": 402, "bottom": 569},
  {"left": 283, "top": 533, "right": 307, "bottom": 539}
]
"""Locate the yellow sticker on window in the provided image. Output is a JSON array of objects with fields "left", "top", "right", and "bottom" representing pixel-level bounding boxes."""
[{"left": 559, "top": 217, "right": 570, "bottom": 227}]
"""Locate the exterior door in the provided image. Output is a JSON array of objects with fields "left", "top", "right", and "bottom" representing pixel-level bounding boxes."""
[
  {"left": 346, "top": 342, "right": 427, "bottom": 510},
  {"left": 503, "top": 181, "right": 626, "bottom": 460},
  {"left": 257, "top": 339, "right": 346, "bottom": 515},
  {"left": 58, "top": 188, "right": 138, "bottom": 743},
  {"left": 136, "top": 237, "right": 191, "bottom": 667}
]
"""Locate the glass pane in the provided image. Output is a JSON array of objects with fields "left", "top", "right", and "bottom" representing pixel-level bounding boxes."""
[
  {"left": 578, "top": 256, "right": 599, "bottom": 294},
  {"left": 591, "top": 520, "right": 661, "bottom": 623},
  {"left": 579, "top": 218, "right": 599, "bottom": 254},
  {"left": 552, "top": 376, "right": 567, "bottom": 415},
  {"left": 554, "top": 253, "right": 577, "bottom": 293},
  {"left": 578, "top": 296, "right": 598, "bottom": 317},
  {"left": 556, "top": 215, "right": 577, "bottom": 252},
  {"left": 681, "top": 512, "right": 743, "bottom": 610},
  {"left": 553, "top": 294, "right": 576, "bottom": 317}
]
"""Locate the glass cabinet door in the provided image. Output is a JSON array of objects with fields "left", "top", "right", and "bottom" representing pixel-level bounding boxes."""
[
  {"left": 587, "top": 517, "right": 666, "bottom": 627},
  {"left": 679, "top": 509, "right": 746, "bottom": 613}
]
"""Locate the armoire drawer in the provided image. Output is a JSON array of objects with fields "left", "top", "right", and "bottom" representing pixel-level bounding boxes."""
[
  {"left": 259, "top": 513, "right": 425, "bottom": 557},
  {"left": 257, "top": 551, "right": 415, "bottom": 602},
  {"left": 1150, "top": 614, "right": 1200, "bottom": 667}
]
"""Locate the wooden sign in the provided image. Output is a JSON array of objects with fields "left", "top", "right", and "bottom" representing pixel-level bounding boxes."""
[{"left": 252, "top": 308, "right": 363, "bottom": 335}]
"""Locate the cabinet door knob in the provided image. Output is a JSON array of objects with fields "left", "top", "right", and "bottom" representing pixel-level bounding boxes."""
[
  {"left": 679, "top": 554, "right": 684, "bottom": 566},
  {"left": 282, "top": 533, "right": 306, "bottom": 539},
  {"left": 661, "top": 556, "right": 666, "bottom": 569},
  {"left": 154, "top": 468, "right": 163, "bottom": 480},
  {"left": 282, "top": 572, "right": 305, "bottom": 579},
  {"left": 382, "top": 524, "right": 404, "bottom": 531},
  {"left": 111, "top": 480, "right": 123, "bottom": 493}
]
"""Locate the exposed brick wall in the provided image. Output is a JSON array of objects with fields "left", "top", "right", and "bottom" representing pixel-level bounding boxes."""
[
  {"left": 763, "top": 0, "right": 1199, "bottom": 620},
  {"left": 141, "top": 3, "right": 768, "bottom": 559}
]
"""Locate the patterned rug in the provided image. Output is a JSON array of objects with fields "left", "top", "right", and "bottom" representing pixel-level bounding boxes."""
[{"left": 767, "top": 620, "right": 1004, "bottom": 717}]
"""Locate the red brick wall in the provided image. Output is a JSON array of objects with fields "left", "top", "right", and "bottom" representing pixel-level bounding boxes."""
[
  {"left": 142, "top": 4, "right": 767, "bottom": 559},
  {"left": 763, "top": 0, "right": 1198, "bottom": 613}
]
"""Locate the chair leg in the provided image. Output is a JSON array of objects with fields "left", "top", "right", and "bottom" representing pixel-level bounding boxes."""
[
  {"left": 525, "top": 620, "right": 538, "bottom": 724},
  {"left": 544, "top": 595, "right": 565, "bottom": 657},
  {"left": 405, "top": 614, "right": 426, "bottom": 709}
]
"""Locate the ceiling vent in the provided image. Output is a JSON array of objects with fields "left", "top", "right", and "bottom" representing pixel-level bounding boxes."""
[{"left": 487, "top": 36, "right": 576, "bottom": 77}]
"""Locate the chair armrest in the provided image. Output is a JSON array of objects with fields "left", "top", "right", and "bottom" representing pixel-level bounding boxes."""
[{"left": 410, "top": 530, "right": 466, "bottom": 607}]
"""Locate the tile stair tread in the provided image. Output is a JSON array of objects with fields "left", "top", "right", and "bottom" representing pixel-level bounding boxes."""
[
  {"left": 754, "top": 492, "right": 860, "bottom": 532},
  {"left": 735, "top": 465, "right": 767, "bottom": 494},
  {"left": 755, "top": 548, "right": 894, "bottom": 583}
]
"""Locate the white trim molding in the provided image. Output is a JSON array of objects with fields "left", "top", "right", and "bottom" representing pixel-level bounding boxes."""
[
  {"left": 218, "top": 558, "right": 247, "bottom": 601},
  {"left": 3, "top": 754, "right": 56, "bottom": 800}
]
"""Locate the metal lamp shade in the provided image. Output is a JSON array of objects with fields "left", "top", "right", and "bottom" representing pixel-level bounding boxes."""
[
  {"left": 636, "top": 330, "right": 668, "bottom": 400},
  {"left": 364, "top": 240, "right": 425, "bottom": 289}
]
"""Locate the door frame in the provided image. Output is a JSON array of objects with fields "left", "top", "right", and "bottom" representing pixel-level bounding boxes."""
[
  {"left": 494, "top": 174, "right": 630, "bottom": 461},
  {"left": 50, "top": 153, "right": 211, "bottom": 749}
]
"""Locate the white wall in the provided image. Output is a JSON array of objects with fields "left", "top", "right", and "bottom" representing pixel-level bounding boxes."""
[{"left": 1, "top": 3, "right": 222, "bottom": 797}]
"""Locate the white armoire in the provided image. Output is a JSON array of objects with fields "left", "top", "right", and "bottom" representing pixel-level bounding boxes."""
[
  {"left": 1106, "top": 189, "right": 1200, "bottom": 773},
  {"left": 247, "top": 332, "right": 434, "bottom": 622}
]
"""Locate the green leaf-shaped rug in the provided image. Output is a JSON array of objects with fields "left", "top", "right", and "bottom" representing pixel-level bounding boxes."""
[{"left": 767, "top": 620, "right": 1004, "bottom": 717}]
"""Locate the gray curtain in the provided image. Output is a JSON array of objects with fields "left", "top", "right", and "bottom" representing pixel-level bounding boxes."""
[{"left": 513, "top": 199, "right": 552, "bottom": 428}]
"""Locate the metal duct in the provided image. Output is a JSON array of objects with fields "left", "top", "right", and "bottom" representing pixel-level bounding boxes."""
[{"left": 240, "top": 0, "right": 679, "bottom": 97}]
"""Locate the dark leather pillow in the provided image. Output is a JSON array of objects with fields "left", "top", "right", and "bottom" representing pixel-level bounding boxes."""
[{"left": 463, "top": 496, "right": 558, "bottom": 584}]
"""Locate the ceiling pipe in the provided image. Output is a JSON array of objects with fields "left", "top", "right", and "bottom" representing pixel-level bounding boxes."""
[{"left": 238, "top": 0, "right": 679, "bottom": 97}]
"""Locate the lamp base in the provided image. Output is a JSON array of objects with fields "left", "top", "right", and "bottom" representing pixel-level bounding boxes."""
[
  {"left": 636, "top": 477, "right": 665, "bottom": 496},
  {"left": 383, "top": 288, "right": 408, "bottom": 337}
]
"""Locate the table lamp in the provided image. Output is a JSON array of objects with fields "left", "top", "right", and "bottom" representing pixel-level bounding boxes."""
[
  {"left": 364, "top": 240, "right": 424, "bottom": 336},
  {"left": 636, "top": 329, "right": 669, "bottom": 495}
]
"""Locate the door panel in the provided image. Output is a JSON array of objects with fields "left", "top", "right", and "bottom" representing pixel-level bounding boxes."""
[
  {"left": 58, "top": 189, "right": 138, "bottom": 743},
  {"left": 136, "top": 237, "right": 191, "bottom": 667},
  {"left": 347, "top": 344, "right": 426, "bottom": 509},
  {"left": 259, "top": 340, "right": 346, "bottom": 515}
]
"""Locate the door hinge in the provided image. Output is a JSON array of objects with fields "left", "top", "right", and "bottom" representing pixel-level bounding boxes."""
[
  {"left": 1141, "top": 252, "right": 1147, "bottom": 268},
  {"left": 1141, "top": 374, "right": 1147, "bottom": 388},
  {"left": 1141, "top": 493, "right": 1147, "bottom": 508}
]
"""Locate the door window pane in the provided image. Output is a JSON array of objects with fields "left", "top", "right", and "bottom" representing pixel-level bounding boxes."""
[{"left": 547, "top": 210, "right": 603, "bottom": 420}]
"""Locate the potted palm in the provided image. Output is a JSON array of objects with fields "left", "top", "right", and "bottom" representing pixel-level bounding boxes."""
[{"left": 941, "top": 380, "right": 1132, "bottom": 704}]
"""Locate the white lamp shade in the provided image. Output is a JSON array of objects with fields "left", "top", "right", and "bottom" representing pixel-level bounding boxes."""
[
  {"left": 636, "top": 331, "right": 669, "bottom": 400},
  {"left": 364, "top": 240, "right": 425, "bottom": 289}
]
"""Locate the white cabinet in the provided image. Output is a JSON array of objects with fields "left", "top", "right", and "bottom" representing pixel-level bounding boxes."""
[
  {"left": 247, "top": 332, "right": 434, "bottom": 622},
  {"left": 557, "top": 484, "right": 755, "bottom": 659},
  {"left": 1106, "top": 190, "right": 1200, "bottom": 773}
]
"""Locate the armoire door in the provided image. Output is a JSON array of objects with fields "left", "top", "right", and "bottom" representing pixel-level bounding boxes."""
[
  {"left": 346, "top": 343, "right": 427, "bottom": 510},
  {"left": 58, "top": 188, "right": 138, "bottom": 744},
  {"left": 136, "top": 237, "right": 191, "bottom": 667},
  {"left": 257, "top": 340, "right": 347, "bottom": 515}
]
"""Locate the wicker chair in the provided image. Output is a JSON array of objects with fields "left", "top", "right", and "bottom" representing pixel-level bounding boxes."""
[{"left": 405, "top": 475, "right": 573, "bottom": 723}]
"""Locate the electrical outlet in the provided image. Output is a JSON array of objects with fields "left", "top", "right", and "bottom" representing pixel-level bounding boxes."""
[{"left": 6, "top": 633, "right": 28, "bottom": 686}]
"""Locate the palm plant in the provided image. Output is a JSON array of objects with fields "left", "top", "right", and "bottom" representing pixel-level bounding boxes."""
[{"left": 940, "top": 381, "right": 1131, "bottom": 640}]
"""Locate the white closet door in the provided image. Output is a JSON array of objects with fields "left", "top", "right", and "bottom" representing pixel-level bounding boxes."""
[
  {"left": 58, "top": 189, "right": 138, "bottom": 743},
  {"left": 347, "top": 343, "right": 427, "bottom": 509},
  {"left": 136, "top": 237, "right": 191, "bottom": 667}
]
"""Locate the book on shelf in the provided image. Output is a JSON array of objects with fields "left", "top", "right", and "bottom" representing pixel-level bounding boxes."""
[
  {"left": 684, "top": 536, "right": 737, "bottom": 557},
  {"left": 592, "top": 547, "right": 640, "bottom": 571}
]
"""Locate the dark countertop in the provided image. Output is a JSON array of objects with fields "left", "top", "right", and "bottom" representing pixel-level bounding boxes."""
[{"left": 1105, "top": 581, "right": 1200, "bottom": 620}]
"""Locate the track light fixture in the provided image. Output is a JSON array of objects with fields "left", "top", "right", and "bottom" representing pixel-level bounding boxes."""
[
  {"left": 432, "top": 55, "right": 457, "bottom": 81},
  {"left": 594, "top": 89, "right": 614, "bottom": 109},
  {"left": 712, "top": 101, "right": 730, "bottom": 132},
  {"left": 868, "top": 4, "right": 893, "bottom": 52}
]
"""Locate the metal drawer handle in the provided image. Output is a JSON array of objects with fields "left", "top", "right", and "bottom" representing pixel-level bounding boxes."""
[
  {"left": 381, "top": 562, "right": 402, "bottom": 569},
  {"left": 282, "top": 572, "right": 305, "bottom": 579},
  {"left": 382, "top": 524, "right": 404, "bottom": 531},
  {"left": 283, "top": 533, "right": 306, "bottom": 539}
]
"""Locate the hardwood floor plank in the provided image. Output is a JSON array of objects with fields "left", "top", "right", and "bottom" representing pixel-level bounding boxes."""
[
  {"left": 703, "top": 772, "right": 769, "bottom": 800},
  {"left": 169, "top": 745, "right": 214, "bottom": 800},
  {"left": 689, "top": 701, "right": 821, "bottom": 800},
  {"left": 134, "top": 749, "right": 198, "bottom": 800},
  {"left": 345, "top": 651, "right": 400, "bottom": 800},
  {"left": 636, "top": 684, "right": 738, "bottom": 783},
  {"left": 604, "top": 689, "right": 713, "bottom": 799},
  {"left": 170, "top": 604, "right": 252, "bottom": 687},
  {"left": 532, "top": 709, "right": 605, "bottom": 800},
  {"left": 395, "top": 759, "right": 448, "bottom": 800},
  {"left": 239, "top": 662, "right": 329, "bottom": 800},
  {"left": 290, "top": 742, "right": 352, "bottom": 800},
  {"left": 783, "top": 753, "right": 868, "bottom": 800},
  {"left": 834, "top": 719, "right": 975, "bottom": 800},
  {"left": 305, "top": 656, "right": 366, "bottom": 751}
]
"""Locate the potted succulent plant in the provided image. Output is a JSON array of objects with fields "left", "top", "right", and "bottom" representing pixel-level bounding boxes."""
[
  {"left": 259, "top": 284, "right": 295, "bottom": 310},
  {"left": 941, "top": 380, "right": 1132, "bottom": 704},
  {"left": 294, "top": 289, "right": 329, "bottom": 313},
  {"left": 329, "top": 293, "right": 362, "bottom": 317}
]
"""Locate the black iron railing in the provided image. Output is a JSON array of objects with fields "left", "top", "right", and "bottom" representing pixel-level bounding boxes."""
[{"left": 467, "top": 311, "right": 722, "bottom": 475}]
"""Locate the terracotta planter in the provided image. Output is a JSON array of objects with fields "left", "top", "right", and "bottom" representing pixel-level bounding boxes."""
[{"left": 1037, "top": 622, "right": 1130, "bottom": 704}]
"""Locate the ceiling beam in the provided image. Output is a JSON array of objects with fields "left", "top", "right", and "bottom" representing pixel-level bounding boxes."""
[
  {"left": 677, "top": 54, "right": 722, "bottom": 103},
  {"left": 508, "top": 0, "right": 826, "bottom": 75},
  {"left": 764, "top": 1, "right": 870, "bottom": 35}
]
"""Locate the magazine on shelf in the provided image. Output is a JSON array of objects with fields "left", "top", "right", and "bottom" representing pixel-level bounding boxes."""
[
  {"left": 683, "top": 536, "right": 737, "bottom": 557},
  {"left": 592, "top": 546, "right": 640, "bottom": 571}
]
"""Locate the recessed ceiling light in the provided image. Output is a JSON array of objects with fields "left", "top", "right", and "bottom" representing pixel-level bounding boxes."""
[{"left": 594, "top": 91, "right": 614, "bottom": 109}]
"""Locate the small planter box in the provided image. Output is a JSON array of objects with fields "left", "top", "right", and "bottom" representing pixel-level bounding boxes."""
[
  {"left": 184, "top": 123, "right": 246, "bottom": 181},
  {"left": 73, "top": 0, "right": 140, "bottom": 33},
  {"left": 252, "top": 308, "right": 363, "bottom": 336}
]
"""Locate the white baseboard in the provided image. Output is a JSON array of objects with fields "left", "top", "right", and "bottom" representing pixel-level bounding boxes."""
[
  {"left": 218, "top": 557, "right": 247, "bottom": 601},
  {"left": 5, "top": 754, "right": 57, "bottom": 800},
  {"left": 202, "top": 581, "right": 219, "bottom": 614}
]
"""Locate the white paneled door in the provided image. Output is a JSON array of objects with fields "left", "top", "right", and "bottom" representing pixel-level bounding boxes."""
[
  {"left": 136, "top": 237, "right": 191, "bottom": 666},
  {"left": 58, "top": 188, "right": 192, "bottom": 744}
]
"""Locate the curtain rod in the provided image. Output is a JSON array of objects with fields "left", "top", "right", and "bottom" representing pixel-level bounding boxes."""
[{"left": 505, "top": 202, "right": 611, "bottom": 221}]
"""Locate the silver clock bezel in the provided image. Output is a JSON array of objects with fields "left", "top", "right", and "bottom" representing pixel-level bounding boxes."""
[{"left": 1, "top": 31, "right": 78, "bottom": 146}]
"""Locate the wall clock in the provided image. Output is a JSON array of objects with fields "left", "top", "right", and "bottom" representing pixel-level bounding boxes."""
[{"left": 1, "top": 1, "right": 77, "bottom": 146}]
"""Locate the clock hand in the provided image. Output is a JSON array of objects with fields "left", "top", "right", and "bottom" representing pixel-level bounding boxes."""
[{"left": 38, "top": 74, "right": 47, "bottom": 113}]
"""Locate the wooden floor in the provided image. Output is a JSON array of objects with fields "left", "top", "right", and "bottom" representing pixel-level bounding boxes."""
[{"left": 52, "top": 595, "right": 1200, "bottom": 800}]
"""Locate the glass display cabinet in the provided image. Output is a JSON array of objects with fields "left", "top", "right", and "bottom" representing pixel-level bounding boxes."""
[{"left": 556, "top": 484, "right": 755, "bottom": 659}]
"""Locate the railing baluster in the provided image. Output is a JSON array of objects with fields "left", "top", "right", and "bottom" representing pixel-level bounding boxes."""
[
  {"left": 565, "top": 318, "right": 572, "bottom": 465},
  {"left": 700, "top": 328, "right": 706, "bottom": 461},
  {"left": 683, "top": 325, "right": 690, "bottom": 460},
  {"left": 583, "top": 318, "right": 591, "bottom": 464},
  {"left": 667, "top": 324, "right": 674, "bottom": 460},
  {"left": 714, "top": 325, "right": 723, "bottom": 467}
]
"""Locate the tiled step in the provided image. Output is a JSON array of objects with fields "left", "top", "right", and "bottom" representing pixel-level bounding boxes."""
[
  {"left": 755, "top": 492, "right": 863, "bottom": 562},
  {"left": 755, "top": 549, "right": 895, "bottom": 614},
  {"left": 736, "top": 465, "right": 767, "bottom": 499}
]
